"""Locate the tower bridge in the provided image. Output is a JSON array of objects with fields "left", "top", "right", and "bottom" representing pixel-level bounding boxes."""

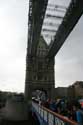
[
  {"left": 0, "top": 1, "right": 83, "bottom": 124},
  {"left": 25, "top": 0, "right": 83, "bottom": 101}
]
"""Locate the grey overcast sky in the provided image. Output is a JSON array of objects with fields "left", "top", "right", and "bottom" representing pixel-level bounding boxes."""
[
  {"left": 0, "top": 0, "right": 28, "bottom": 92},
  {"left": 0, "top": 0, "right": 83, "bottom": 92},
  {"left": 55, "top": 15, "right": 83, "bottom": 87}
]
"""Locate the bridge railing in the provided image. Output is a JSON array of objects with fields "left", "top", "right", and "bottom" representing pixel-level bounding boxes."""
[{"left": 32, "top": 101, "right": 79, "bottom": 125}]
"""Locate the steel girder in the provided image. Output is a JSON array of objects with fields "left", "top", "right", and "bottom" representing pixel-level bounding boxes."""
[
  {"left": 47, "top": 0, "right": 83, "bottom": 58},
  {"left": 28, "top": 0, "right": 48, "bottom": 56}
]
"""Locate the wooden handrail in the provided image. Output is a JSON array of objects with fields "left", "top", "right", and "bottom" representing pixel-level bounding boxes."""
[
  {"left": 32, "top": 101, "right": 78, "bottom": 125},
  {"left": 42, "top": 106, "right": 78, "bottom": 125}
]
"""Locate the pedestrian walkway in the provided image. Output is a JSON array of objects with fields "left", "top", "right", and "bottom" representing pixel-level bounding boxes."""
[
  {"left": 0, "top": 111, "right": 40, "bottom": 125},
  {"left": 32, "top": 101, "right": 79, "bottom": 125}
]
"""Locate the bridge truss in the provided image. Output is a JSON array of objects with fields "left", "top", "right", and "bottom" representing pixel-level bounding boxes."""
[
  {"left": 25, "top": 0, "right": 83, "bottom": 100},
  {"left": 28, "top": 0, "right": 83, "bottom": 59}
]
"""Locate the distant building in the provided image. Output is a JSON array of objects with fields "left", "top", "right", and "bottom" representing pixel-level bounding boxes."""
[
  {"left": 66, "top": 81, "right": 83, "bottom": 98},
  {"left": 54, "top": 87, "right": 68, "bottom": 98},
  {"left": 71, "top": 81, "right": 83, "bottom": 97},
  {"left": 54, "top": 81, "right": 83, "bottom": 99},
  {"left": 67, "top": 85, "right": 75, "bottom": 98}
]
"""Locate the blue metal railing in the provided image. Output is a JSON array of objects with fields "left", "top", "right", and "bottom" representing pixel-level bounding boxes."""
[{"left": 32, "top": 101, "right": 79, "bottom": 125}]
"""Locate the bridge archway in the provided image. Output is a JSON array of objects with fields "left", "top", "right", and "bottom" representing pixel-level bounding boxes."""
[{"left": 32, "top": 88, "right": 48, "bottom": 101}]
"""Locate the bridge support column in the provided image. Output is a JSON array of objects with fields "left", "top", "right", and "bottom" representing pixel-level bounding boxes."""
[
  {"left": 24, "top": 37, "right": 55, "bottom": 114},
  {"left": 25, "top": 56, "right": 55, "bottom": 101}
]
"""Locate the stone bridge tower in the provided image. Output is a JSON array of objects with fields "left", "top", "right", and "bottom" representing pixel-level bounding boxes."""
[
  {"left": 25, "top": 36, "right": 55, "bottom": 100},
  {"left": 24, "top": 0, "right": 83, "bottom": 101}
]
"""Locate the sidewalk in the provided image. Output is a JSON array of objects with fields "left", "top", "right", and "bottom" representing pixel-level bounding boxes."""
[{"left": 0, "top": 111, "right": 40, "bottom": 125}]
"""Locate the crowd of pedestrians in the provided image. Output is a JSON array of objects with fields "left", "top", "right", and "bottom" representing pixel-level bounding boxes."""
[{"left": 38, "top": 98, "right": 83, "bottom": 124}]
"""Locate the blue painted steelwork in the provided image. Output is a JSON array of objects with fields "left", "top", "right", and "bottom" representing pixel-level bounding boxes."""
[
  {"left": 32, "top": 101, "right": 78, "bottom": 125},
  {"left": 32, "top": 104, "right": 47, "bottom": 125}
]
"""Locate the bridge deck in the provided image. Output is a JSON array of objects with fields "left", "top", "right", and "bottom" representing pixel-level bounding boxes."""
[{"left": 0, "top": 112, "right": 39, "bottom": 125}]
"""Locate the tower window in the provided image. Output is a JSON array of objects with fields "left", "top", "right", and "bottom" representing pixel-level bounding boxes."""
[
  {"left": 45, "top": 77, "right": 47, "bottom": 80},
  {"left": 37, "top": 73, "right": 42, "bottom": 80}
]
